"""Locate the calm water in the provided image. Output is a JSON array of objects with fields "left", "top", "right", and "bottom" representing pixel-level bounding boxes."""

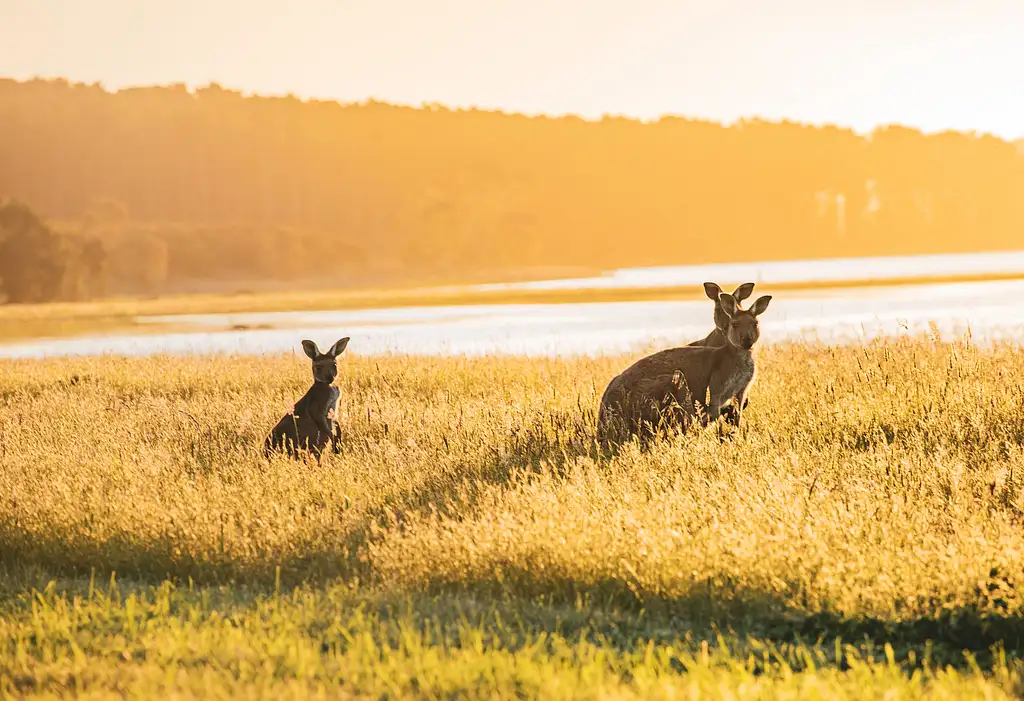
[
  {"left": 473, "top": 249, "right": 1024, "bottom": 292},
  {"left": 2, "top": 276, "right": 1024, "bottom": 359}
]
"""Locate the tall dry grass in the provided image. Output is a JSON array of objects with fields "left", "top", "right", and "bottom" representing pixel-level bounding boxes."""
[{"left": 2, "top": 338, "right": 1024, "bottom": 697}]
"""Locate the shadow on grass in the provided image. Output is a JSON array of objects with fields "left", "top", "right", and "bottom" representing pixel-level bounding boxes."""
[
  {"left": 398, "top": 560, "right": 1024, "bottom": 668},
  {"left": 7, "top": 410, "right": 1024, "bottom": 671},
  {"left": 2, "top": 559, "right": 1023, "bottom": 676}
]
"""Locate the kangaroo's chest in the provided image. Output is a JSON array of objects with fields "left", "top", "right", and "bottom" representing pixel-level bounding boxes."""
[
  {"left": 322, "top": 387, "right": 341, "bottom": 423},
  {"left": 718, "top": 354, "right": 756, "bottom": 401}
]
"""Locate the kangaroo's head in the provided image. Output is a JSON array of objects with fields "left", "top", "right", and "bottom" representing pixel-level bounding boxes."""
[
  {"left": 719, "top": 294, "right": 771, "bottom": 350},
  {"left": 301, "top": 337, "right": 350, "bottom": 384},
  {"left": 703, "top": 282, "right": 755, "bottom": 332}
]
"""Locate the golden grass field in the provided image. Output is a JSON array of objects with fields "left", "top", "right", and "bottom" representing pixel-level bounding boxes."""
[{"left": 2, "top": 337, "right": 1024, "bottom": 698}]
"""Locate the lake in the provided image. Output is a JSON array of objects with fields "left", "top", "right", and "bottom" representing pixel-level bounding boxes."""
[
  {"left": 472, "top": 249, "right": 1024, "bottom": 291},
  {"left": 1, "top": 269, "right": 1023, "bottom": 359}
]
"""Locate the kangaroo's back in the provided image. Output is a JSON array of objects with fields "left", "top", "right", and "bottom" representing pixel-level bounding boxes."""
[
  {"left": 688, "top": 327, "right": 726, "bottom": 347},
  {"left": 609, "top": 346, "right": 719, "bottom": 399},
  {"left": 598, "top": 345, "right": 722, "bottom": 444}
]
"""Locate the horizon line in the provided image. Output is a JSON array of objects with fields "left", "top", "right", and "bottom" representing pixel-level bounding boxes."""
[{"left": 6, "top": 73, "right": 1022, "bottom": 143}]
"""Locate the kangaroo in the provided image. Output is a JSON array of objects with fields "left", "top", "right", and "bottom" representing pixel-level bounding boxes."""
[
  {"left": 689, "top": 281, "right": 756, "bottom": 425},
  {"left": 688, "top": 281, "right": 756, "bottom": 348},
  {"left": 598, "top": 294, "right": 771, "bottom": 445},
  {"left": 264, "top": 337, "right": 350, "bottom": 461},
  {"left": 598, "top": 367, "right": 699, "bottom": 445}
]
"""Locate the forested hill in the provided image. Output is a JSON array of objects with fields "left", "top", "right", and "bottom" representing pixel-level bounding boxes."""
[{"left": 1, "top": 77, "right": 1022, "bottom": 297}]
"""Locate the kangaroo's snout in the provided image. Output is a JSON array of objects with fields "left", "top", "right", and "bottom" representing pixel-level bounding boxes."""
[
  {"left": 726, "top": 315, "right": 760, "bottom": 350},
  {"left": 313, "top": 361, "right": 338, "bottom": 384}
]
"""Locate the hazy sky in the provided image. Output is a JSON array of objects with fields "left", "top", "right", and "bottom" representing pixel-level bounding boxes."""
[{"left": 3, "top": 0, "right": 1023, "bottom": 137}]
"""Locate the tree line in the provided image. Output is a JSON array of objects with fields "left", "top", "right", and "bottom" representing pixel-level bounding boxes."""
[{"left": 0, "top": 77, "right": 1022, "bottom": 301}]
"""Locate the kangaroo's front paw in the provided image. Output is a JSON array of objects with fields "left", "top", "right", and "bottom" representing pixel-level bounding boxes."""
[{"left": 720, "top": 405, "right": 740, "bottom": 426}]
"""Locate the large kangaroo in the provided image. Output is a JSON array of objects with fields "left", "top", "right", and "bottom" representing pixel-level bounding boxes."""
[
  {"left": 265, "top": 337, "right": 349, "bottom": 461},
  {"left": 598, "top": 294, "right": 771, "bottom": 445},
  {"left": 690, "top": 281, "right": 756, "bottom": 425}
]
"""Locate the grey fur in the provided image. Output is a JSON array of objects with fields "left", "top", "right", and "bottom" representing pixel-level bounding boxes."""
[
  {"left": 264, "top": 337, "right": 350, "bottom": 461},
  {"left": 687, "top": 281, "right": 756, "bottom": 424},
  {"left": 598, "top": 293, "right": 771, "bottom": 446},
  {"left": 687, "top": 282, "right": 756, "bottom": 348}
]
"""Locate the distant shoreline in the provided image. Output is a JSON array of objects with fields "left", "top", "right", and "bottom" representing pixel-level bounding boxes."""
[{"left": 0, "top": 265, "right": 1023, "bottom": 344}]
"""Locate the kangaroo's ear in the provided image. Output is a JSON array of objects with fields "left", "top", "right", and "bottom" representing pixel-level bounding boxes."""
[
  {"left": 703, "top": 282, "right": 723, "bottom": 301},
  {"left": 329, "top": 337, "right": 350, "bottom": 357},
  {"left": 301, "top": 340, "right": 320, "bottom": 359},
  {"left": 750, "top": 295, "right": 772, "bottom": 316},
  {"left": 732, "top": 282, "right": 755, "bottom": 303},
  {"left": 718, "top": 293, "right": 738, "bottom": 317}
]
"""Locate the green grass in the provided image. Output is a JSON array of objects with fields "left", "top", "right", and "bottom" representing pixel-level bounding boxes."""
[
  {"left": 2, "top": 338, "right": 1024, "bottom": 698},
  {"left": 3, "top": 579, "right": 1019, "bottom": 699}
]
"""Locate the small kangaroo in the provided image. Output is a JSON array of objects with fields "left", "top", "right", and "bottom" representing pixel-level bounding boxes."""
[
  {"left": 598, "top": 294, "right": 771, "bottom": 445},
  {"left": 688, "top": 281, "right": 756, "bottom": 348},
  {"left": 689, "top": 281, "right": 757, "bottom": 425},
  {"left": 264, "top": 337, "right": 349, "bottom": 461}
]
